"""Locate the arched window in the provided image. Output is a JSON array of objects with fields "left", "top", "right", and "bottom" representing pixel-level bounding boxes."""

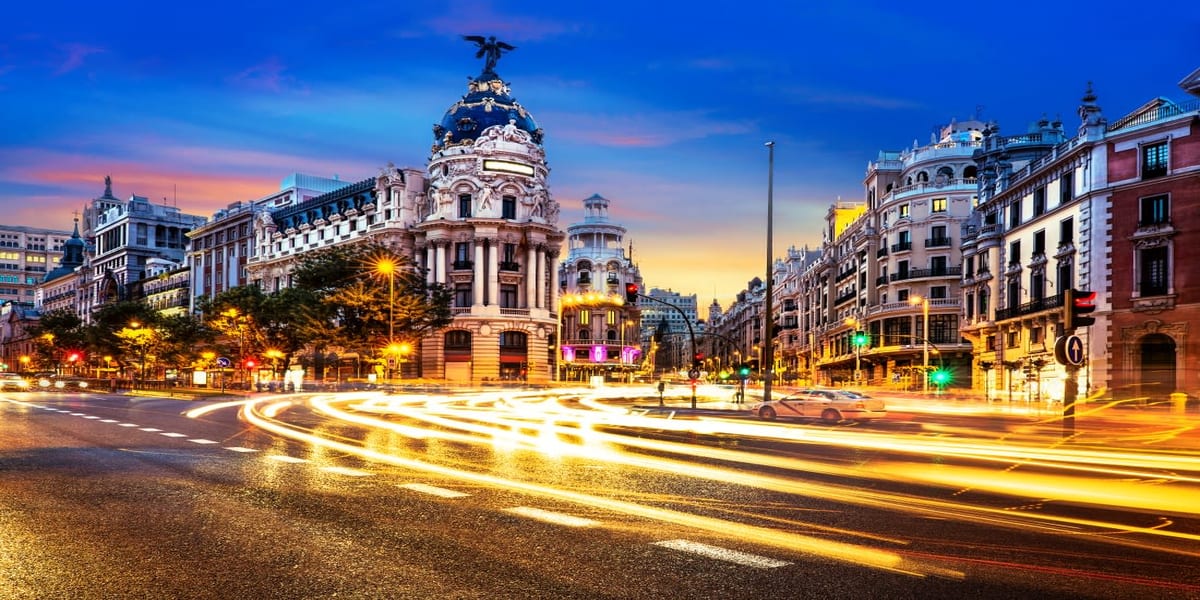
[
  {"left": 963, "top": 165, "right": 978, "bottom": 179},
  {"left": 916, "top": 171, "right": 929, "bottom": 183},
  {"left": 445, "top": 330, "right": 472, "bottom": 350},
  {"left": 500, "top": 331, "right": 528, "bottom": 350}
]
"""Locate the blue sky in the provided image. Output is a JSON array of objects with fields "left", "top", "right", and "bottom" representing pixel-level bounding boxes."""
[{"left": 2, "top": 1, "right": 1198, "bottom": 309}]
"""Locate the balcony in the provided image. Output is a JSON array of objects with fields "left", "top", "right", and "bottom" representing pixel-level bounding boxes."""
[
  {"left": 994, "top": 292, "right": 1065, "bottom": 321},
  {"left": 452, "top": 260, "right": 474, "bottom": 271},
  {"left": 924, "top": 236, "right": 952, "bottom": 248},
  {"left": 499, "top": 261, "right": 521, "bottom": 271},
  {"left": 889, "top": 266, "right": 961, "bottom": 282},
  {"left": 876, "top": 247, "right": 888, "bottom": 258},
  {"left": 890, "top": 241, "right": 912, "bottom": 253}
]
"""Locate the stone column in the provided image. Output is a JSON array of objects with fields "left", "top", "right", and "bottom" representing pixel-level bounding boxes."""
[
  {"left": 526, "top": 244, "right": 538, "bottom": 308},
  {"left": 487, "top": 239, "right": 499, "bottom": 307},
  {"left": 474, "top": 240, "right": 486, "bottom": 306}
]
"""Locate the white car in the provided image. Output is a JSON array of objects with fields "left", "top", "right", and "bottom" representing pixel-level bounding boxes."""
[
  {"left": 748, "top": 389, "right": 887, "bottom": 423},
  {"left": 0, "top": 373, "right": 31, "bottom": 390}
]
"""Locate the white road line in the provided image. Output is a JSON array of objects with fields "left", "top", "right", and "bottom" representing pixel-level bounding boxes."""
[
  {"left": 83, "top": 416, "right": 100, "bottom": 419},
  {"left": 653, "top": 540, "right": 791, "bottom": 568},
  {"left": 399, "top": 483, "right": 470, "bottom": 498},
  {"left": 225, "top": 446, "right": 258, "bottom": 453},
  {"left": 119, "top": 423, "right": 138, "bottom": 427},
  {"left": 139, "top": 427, "right": 162, "bottom": 432},
  {"left": 267, "top": 455, "right": 307, "bottom": 463},
  {"left": 320, "top": 466, "right": 372, "bottom": 477},
  {"left": 160, "top": 432, "right": 187, "bottom": 438},
  {"left": 188, "top": 439, "right": 219, "bottom": 444},
  {"left": 70, "top": 413, "right": 86, "bottom": 416},
  {"left": 505, "top": 506, "right": 598, "bottom": 528},
  {"left": 99, "top": 419, "right": 118, "bottom": 423}
]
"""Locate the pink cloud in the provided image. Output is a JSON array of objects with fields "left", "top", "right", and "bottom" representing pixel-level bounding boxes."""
[
  {"left": 55, "top": 43, "right": 105, "bottom": 75},
  {"left": 228, "top": 57, "right": 304, "bottom": 93}
]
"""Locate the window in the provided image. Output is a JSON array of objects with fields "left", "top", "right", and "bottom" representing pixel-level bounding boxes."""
[
  {"left": 499, "top": 331, "right": 527, "bottom": 350},
  {"left": 930, "top": 286, "right": 947, "bottom": 299},
  {"left": 499, "top": 284, "right": 518, "bottom": 308},
  {"left": 1139, "top": 195, "right": 1169, "bottom": 226},
  {"left": 931, "top": 198, "right": 947, "bottom": 213},
  {"left": 1008, "top": 200, "right": 1021, "bottom": 228},
  {"left": 1030, "top": 327, "right": 1043, "bottom": 345},
  {"left": 458, "top": 194, "right": 472, "bottom": 218},
  {"left": 1007, "top": 330, "right": 1020, "bottom": 348},
  {"left": 978, "top": 289, "right": 989, "bottom": 317},
  {"left": 454, "top": 283, "right": 472, "bottom": 307},
  {"left": 454, "top": 242, "right": 472, "bottom": 269},
  {"left": 931, "top": 256, "right": 947, "bottom": 275},
  {"left": 1009, "top": 240, "right": 1021, "bottom": 265},
  {"left": 1030, "top": 270, "right": 1045, "bottom": 299},
  {"left": 1060, "top": 172, "right": 1074, "bottom": 204},
  {"left": 502, "top": 195, "right": 517, "bottom": 219},
  {"left": 1033, "top": 230, "right": 1046, "bottom": 256},
  {"left": 1142, "top": 141, "right": 1168, "bottom": 179},
  {"left": 445, "top": 330, "right": 472, "bottom": 350},
  {"left": 502, "top": 243, "right": 518, "bottom": 263},
  {"left": 1007, "top": 279, "right": 1020, "bottom": 309},
  {"left": 899, "top": 204, "right": 910, "bottom": 219},
  {"left": 1060, "top": 217, "right": 1074, "bottom": 245},
  {"left": 966, "top": 292, "right": 975, "bottom": 318},
  {"left": 1033, "top": 186, "right": 1046, "bottom": 216},
  {"left": 579, "top": 310, "right": 590, "bottom": 325},
  {"left": 1140, "top": 246, "right": 1169, "bottom": 296},
  {"left": 897, "top": 289, "right": 909, "bottom": 302}
]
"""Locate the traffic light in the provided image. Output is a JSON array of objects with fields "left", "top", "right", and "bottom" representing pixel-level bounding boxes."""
[
  {"left": 244, "top": 358, "right": 257, "bottom": 369},
  {"left": 1064, "top": 288, "right": 1097, "bottom": 331},
  {"left": 737, "top": 363, "right": 751, "bottom": 379},
  {"left": 852, "top": 331, "right": 869, "bottom": 347},
  {"left": 67, "top": 351, "right": 82, "bottom": 363},
  {"left": 692, "top": 352, "right": 704, "bottom": 368},
  {"left": 625, "top": 282, "right": 639, "bottom": 304},
  {"left": 930, "top": 368, "right": 952, "bottom": 387}
]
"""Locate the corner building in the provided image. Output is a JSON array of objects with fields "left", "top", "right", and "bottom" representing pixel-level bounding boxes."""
[{"left": 417, "top": 62, "right": 565, "bottom": 383}]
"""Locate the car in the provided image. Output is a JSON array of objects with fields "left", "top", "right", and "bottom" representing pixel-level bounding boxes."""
[
  {"left": 0, "top": 373, "right": 31, "bottom": 390},
  {"left": 37, "top": 375, "right": 90, "bottom": 391},
  {"left": 748, "top": 388, "right": 887, "bottom": 423}
]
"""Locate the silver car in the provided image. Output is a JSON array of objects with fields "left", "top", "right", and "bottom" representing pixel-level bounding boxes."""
[{"left": 749, "top": 389, "right": 887, "bottom": 423}]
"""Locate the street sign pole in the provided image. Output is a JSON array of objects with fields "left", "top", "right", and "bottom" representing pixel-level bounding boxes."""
[{"left": 1063, "top": 365, "right": 1077, "bottom": 437}]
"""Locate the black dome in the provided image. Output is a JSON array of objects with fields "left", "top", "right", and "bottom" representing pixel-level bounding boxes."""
[{"left": 434, "top": 72, "right": 541, "bottom": 147}]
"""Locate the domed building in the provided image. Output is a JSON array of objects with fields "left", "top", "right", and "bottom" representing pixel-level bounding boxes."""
[{"left": 412, "top": 39, "right": 566, "bottom": 383}]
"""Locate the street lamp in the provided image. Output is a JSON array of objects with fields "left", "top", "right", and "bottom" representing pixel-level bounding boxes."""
[
  {"left": 375, "top": 257, "right": 398, "bottom": 380},
  {"left": 909, "top": 295, "right": 930, "bottom": 395},
  {"left": 763, "top": 140, "right": 776, "bottom": 404}
]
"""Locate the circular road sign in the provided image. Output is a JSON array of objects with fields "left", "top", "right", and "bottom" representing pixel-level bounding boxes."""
[
  {"left": 687, "top": 369, "right": 701, "bottom": 380},
  {"left": 216, "top": 356, "right": 232, "bottom": 368},
  {"left": 1054, "top": 335, "right": 1086, "bottom": 367}
]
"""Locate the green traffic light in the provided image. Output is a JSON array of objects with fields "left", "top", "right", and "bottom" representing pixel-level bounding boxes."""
[
  {"left": 930, "top": 369, "right": 951, "bottom": 386},
  {"left": 852, "top": 332, "right": 869, "bottom": 347}
]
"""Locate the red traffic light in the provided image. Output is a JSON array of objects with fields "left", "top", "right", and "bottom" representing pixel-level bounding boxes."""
[
  {"left": 625, "top": 282, "right": 639, "bottom": 303},
  {"left": 1064, "top": 288, "right": 1097, "bottom": 331},
  {"left": 244, "top": 359, "right": 257, "bottom": 369},
  {"left": 67, "top": 351, "right": 82, "bottom": 362}
]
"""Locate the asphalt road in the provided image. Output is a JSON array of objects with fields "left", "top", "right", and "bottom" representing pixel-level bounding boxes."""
[{"left": 1, "top": 390, "right": 1198, "bottom": 600}]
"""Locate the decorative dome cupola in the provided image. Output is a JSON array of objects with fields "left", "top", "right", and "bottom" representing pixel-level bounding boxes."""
[{"left": 432, "top": 36, "right": 544, "bottom": 149}]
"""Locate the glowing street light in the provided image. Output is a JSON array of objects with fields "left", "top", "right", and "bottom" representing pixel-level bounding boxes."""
[{"left": 909, "top": 295, "right": 930, "bottom": 395}]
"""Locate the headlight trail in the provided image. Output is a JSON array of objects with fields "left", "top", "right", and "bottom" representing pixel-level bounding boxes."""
[{"left": 238, "top": 395, "right": 961, "bottom": 579}]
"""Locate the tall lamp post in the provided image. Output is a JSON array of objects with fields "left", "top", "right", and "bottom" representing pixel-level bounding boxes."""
[
  {"left": 375, "top": 257, "right": 397, "bottom": 380},
  {"left": 763, "top": 140, "right": 775, "bottom": 404},
  {"left": 909, "top": 295, "right": 930, "bottom": 395}
]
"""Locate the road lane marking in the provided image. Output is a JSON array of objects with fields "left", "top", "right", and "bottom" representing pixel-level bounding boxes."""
[
  {"left": 225, "top": 447, "right": 258, "bottom": 453},
  {"left": 83, "top": 416, "right": 100, "bottom": 419},
  {"left": 653, "top": 539, "right": 791, "bottom": 568},
  {"left": 400, "top": 483, "right": 470, "bottom": 498},
  {"left": 119, "top": 423, "right": 139, "bottom": 427},
  {"left": 505, "top": 506, "right": 598, "bottom": 528},
  {"left": 160, "top": 432, "right": 188, "bottom": 438},
  {"left": 139, "top": 428, "right": 162, "bottom": 432},
  {"left": 188, "top": 439, "right": 219, "bottom": 444},
  {"left": 267, "top": 455, "right": 308, "bottom": 463},
  {"left": 100, "top": 419, "right": 118, "bottom": 423},
  {"left": 320, "top": 466, "right": 372, "bottom": 477},
  {"left": 70, "top": 413, "right": 86, "bottom": 416}
]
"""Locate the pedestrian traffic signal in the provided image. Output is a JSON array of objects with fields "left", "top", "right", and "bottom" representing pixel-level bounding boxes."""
[
  {"left": 852, "top": 331, "right": 869, "bottom": 347},
  {"left": 1064, "top": 288, "right": 1097, "bottom": 331},
  {"left": 625, "top": 282, "right": 638, "bottom": 304}
]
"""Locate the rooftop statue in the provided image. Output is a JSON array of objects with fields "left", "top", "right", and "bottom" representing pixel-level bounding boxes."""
[{"left": 463, "top": 35, "right": 516, "bottom": 73}]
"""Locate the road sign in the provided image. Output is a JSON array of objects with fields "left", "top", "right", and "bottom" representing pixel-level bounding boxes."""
[
  {"left": 687, "top": 368, "right": 700, "bottom": 380},
  {"left": 215, "top": 356, "right": 232, "bottom": 368},
  {"left": 1054, "top": 335, "right": 1086, "bottom": 366}
]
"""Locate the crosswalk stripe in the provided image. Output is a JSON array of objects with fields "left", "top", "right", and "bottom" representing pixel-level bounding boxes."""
[
  {"left": 653, "top": 539, "right": 791, "bottom": 568},
  {"left": 400, "top": 483, "right": 470, "bottom": 498}
]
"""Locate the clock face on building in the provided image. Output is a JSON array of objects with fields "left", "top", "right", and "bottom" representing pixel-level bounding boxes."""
[{"left": 483, "top": 159, "right": 534, "bottom": 176}]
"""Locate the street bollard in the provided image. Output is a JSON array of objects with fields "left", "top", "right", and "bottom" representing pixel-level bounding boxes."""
[{"left": 1170, "top": 392, "right": 1188, "bottom": 415}]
